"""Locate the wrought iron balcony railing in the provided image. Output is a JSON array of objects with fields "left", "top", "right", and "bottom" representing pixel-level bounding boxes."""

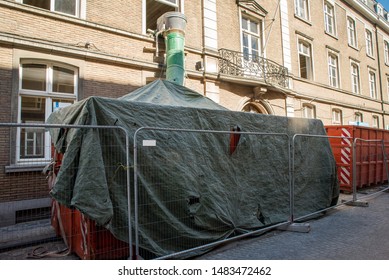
[{"left": 218, "top": 48, "right": 289, "bottom": 88}]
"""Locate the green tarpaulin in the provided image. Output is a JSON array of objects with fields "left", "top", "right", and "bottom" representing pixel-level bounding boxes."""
[{"left": 47, "top": 79, "right": 339, "bottom": 258}]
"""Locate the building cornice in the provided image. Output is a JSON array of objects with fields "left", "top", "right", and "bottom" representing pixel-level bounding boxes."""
[
  {"left": 0, "top": 32, "right": 159, "bottom": 70},
  {"left": 343, "top": 0, "right": 389, "bottom": 32},
  {"left": 0, "top": 0, "right": 153, "bottom": 42}
]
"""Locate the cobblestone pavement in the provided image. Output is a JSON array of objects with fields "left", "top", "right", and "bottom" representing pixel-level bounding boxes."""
[
  {"left": 197, "top": 191, "right": 389, "bottom": 260},
  {"left": 1, "top": 191, "right": 388, "bottom": 260}
]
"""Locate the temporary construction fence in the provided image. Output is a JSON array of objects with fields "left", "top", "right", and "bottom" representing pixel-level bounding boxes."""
[
  {"left": 0, "top": 123, "right": 132, "bottom": 260},
  {"left": 0, "top": 123, "right": 388, "bottom": 260},
  {"left": 132, "top": 127, "right": 292, "bottom": 259}
]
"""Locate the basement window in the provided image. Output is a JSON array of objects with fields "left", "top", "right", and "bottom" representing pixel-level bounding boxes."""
[
  {"left": 16, "top": 207, "right": 51, "bottom": 223},
  {"left": 143, "top": 0, "right": 183, "bottom": 33}
]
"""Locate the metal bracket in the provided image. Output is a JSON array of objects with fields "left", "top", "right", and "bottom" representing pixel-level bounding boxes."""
[
  {"left": 277, "top": 223, "right": 310, "bottom": 233},
  {"left": 342, "top": 200, "right": 369, "bottom": 207}
]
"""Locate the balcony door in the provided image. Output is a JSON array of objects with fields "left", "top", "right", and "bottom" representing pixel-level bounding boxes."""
[{"left": 241, "top": 16, "right": 262, "bottom": 62}]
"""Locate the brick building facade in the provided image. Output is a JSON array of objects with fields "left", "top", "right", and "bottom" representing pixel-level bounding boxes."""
[{"left": 0, "top": 0, "right": 389, "bottom": 225}]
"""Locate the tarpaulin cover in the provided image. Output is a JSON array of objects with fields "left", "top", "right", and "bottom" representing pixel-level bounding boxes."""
[{"left": 47, "top": 79, "right": 339, "bottom": 258}]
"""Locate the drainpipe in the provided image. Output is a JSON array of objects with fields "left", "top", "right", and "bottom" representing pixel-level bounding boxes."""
[
  {"left": 157, "top": 12, "right": 187, "bottom": 85},
  {"left": 375, "top": 24, "right": 386, "bottom": 129}
]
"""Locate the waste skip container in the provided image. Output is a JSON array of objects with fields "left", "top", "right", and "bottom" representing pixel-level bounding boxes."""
[
  {"left": 48, "top": 148, "right": 130, "bottom": 260},
  {"left": 325, "top": 125, "right": 389, "bottom": 192}
]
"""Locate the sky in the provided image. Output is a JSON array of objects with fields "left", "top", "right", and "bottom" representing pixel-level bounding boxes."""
[{"left": 379, "top": 0, "right": 389, "bottom": 10}]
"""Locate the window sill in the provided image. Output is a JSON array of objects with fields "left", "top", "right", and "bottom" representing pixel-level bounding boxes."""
[
  {"left": 294, "top": 15, "right": 312, "bottom": 26},
  {"left": 5, "top": 163, "right": 49, "bottom": 174},
  {"left": 348, "top": 44, "right": 359, "bottom": 51},
  {"left": 366, "top": 53, "right": 375, "bottom": 60},
  {"left": 324, "top": 31, "right": 338, "bottom": 40}
]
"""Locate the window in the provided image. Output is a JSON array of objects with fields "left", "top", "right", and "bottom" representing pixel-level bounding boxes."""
[
  {"left": 143, "top": 0, "right": 182, "bottom": 32},
  {"left": 376, "top": 4, "right": 384, "bottom": 17},
  {"left": 385, "top": 41, "right": 389, "bottom": 64},
  {"left": 302, "top": 104, "right": 315, "bottom": 119},
  {"left": 18, "top": 61, "right": 77, "bottom": 162},
  {"left": 332, "top": 109, "right": 342, "bottom": 124},
  {"left": 328, "top": 53, "right": 339, "bottom": 88},
  {"left": 365, "top": 29, "right": 373, "bottom": 57},
  {"left": 372, "top": 116, "right": 379, "bottom": 128},
  {"left": 241, "top": 16, "right": 262, "bottom": 62},
  {"left": 387, "top": 77, "right": 389, "bottom": 100},
  {"left": 347, "top": 17, "right": 357, "bottom": 48},
  {"left": 21, "top": 0, "right": 82, "bottom": 17},
  {"left": 351, "top": 62, "right": 360, "bottom": 94},
  {"left": 242, "top": 102, "right": 269, "bottom": 114},
  {"left": 355, "top": 112, "right": 363, "bottom": 123},
  {"left": 295, "top": 0, "right": 309, "bottom": 21},
  {"left": 369, "top": 71, "right": 377, "bottom": 99},
  {"left": 324, "top": 2, "right": 336, "bottom": 36},
  {"left": 298, "top": 40, "right": 313, "bottom": 79}
]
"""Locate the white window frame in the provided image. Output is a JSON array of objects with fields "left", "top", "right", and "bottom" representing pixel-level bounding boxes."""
[
  {"left": 350, "top": 61, "right": 360, "bottom": 94},
  {"left": 376, "top": 4, "right": 384, "bottom": 17},
  {"left": 298, "top": 39, "right": 313, "bottom": 80},
  {"left": 372, "top": 115, "right": 379, "bottom": 128},
  {"left": 368, "top": 70, "right": 377, "bottom": 99},
  {"left": 365, "top": 29, "right": 374, "bottom": 57},
  {"left": 324, "top": 1, "right": 336, "bottom": 36},
  {"left": 328, "top": 52, "right": 339, "bottom": 88},
  {"left": 302, "top": 103, "right": 315, "bottom": 119},
  {"left": 295, "top": 0, "right": 310, "bottom": 21},
  {"left": 241, "top": 15, "right": 263, "bottom": 61},
  {"left": 347, "top": 17, "right": 357, "bottom": 48},
  {"left": 17, "top": 60, "right": 78, "bottom": 163},
  {"left": 18, "top": 0, "right": 86, "bottom": 18},
  {"left": 355, "top": 112, "right": 363, "bottom": 123},
  {"left": 387, "top": 77, "right": 389, "bottom": 100},
  {"left": 384, "top": 40, "right": 389, "bottom": 65},
  {"left": 332, "top": 109, "right": 342, "bottom": 124},
  {"left": 156, "top": 0, "right": 179, "bottom": 8}
]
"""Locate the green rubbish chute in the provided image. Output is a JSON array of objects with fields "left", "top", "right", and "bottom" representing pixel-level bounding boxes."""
[
  {"left": 158, "top": 12, "right": 187, "bottom": 86},
  {"left": 165, "top": 31, "right": 185, "bottom": 85}
]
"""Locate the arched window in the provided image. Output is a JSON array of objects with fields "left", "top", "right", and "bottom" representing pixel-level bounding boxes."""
[{"left": 242, "top": 102, "right": 269, "bottom": 114}]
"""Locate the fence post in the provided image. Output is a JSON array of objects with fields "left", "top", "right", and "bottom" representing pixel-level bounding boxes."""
[
  {"left": 382, "top": 140, "right": 389, "bottom": 188},
  {"left": 345, "top": 138, "right": 368, "bottom": 207}
]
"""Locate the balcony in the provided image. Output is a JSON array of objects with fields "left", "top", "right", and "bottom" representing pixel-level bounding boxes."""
[{"left": 218, "top": 48, "right": 289, "bottom": 88}]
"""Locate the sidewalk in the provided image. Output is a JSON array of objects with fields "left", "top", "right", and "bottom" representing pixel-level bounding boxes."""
[{"left": 1, "top": 191, "right": 388, "bottom": 260}]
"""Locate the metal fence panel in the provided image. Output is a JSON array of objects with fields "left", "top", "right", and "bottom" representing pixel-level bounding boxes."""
[
  {"left": 292, "top": 134, "right": 342, "bottom": 221},
  {"left": 133, "top": 127, "right": 291, "bottom": 259},
  {"left": 0, "top": 123, "right": 131, "bottom": 260},
  {"left": 2, "top": 122, "right": 389, "bottom": 260}
]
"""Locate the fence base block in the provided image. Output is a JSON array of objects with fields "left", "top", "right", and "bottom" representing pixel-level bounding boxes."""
[
  {"left": 342, "top": 200, "right": 369, "bottom": 207},
  {"left": 277, "top": 223, "right": 310, "bottom": 233}
]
